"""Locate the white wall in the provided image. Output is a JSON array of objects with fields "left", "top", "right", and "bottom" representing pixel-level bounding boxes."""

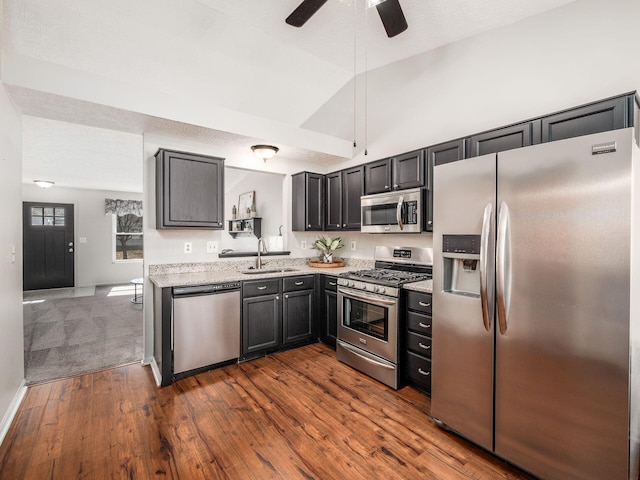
[
  {"left": 23, "top": 184, "right": 143, "bottom": 286},
  {"left": 0, "top": 83, "right": 25, "bottom": 439}
]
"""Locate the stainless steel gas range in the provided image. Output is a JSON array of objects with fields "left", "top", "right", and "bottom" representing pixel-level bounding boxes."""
[{"left": 337, "top": 246, "right": 432, "bottom": 389}]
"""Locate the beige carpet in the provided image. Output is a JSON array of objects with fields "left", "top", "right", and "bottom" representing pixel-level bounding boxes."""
[{"left": 23, "top": 284, "right": 143, "bottom": 384}]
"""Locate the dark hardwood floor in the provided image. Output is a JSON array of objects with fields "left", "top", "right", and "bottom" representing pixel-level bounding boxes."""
[{"left": 0, "top": 343, "right": 533, "bottom": 479}]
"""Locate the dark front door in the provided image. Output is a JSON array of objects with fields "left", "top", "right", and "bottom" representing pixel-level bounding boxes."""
[{"left": 23, "top": 202, "right": 75, "bottom": 291}]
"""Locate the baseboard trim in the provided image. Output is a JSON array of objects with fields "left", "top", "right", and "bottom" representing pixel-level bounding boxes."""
[
  {"left": 0, "top": 380, "right": 27, "bottom": 447},
  {"left": 148, "top": 357, "right": 162, "bottom": 387}
]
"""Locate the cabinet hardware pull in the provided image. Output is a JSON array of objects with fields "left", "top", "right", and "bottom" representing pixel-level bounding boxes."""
[
  {"left": 418, "top": 322, "right": 431, "bottom": 329},
  {"left": 257, "top": 286, "right": 267, "bottom": 290},
  {"left": 285, "top": 294, "right": 289, "bottom": 299},
  {"left": 418, "top": 302, "right": 431, "bottom": 307},
  {"left": 295, "top": 281, "right": 304, "bottom": 286},
  {"left": 276, "top": 296, "right": 279, "bottom": 300},
  {"left": 308, "top": 224, "right": 311, "bottom": 228},
  {"left": 329, "top": 282, "right": 337, "bottom": 286},
  {"left": 418, "top": 368, "right": 430, "bottom": 376},
  {"left": 418, "top": 343, "right": 431, "bottom": 350},
  {"left": 343, "top": 224, "right": 346, "bottom": 227}
]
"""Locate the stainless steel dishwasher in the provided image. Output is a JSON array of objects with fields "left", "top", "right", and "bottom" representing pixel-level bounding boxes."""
[{"left": 172, "top": 281, "right": 241, "bottom": 376}]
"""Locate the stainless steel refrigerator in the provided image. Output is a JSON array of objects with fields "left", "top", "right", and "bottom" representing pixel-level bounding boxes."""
[{"left": 432, "top": 127, "right": 640, "bottom": 480}]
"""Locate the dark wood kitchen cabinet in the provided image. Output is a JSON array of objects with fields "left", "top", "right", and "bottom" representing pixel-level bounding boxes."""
[
  {"left": 242, "top": 275, "right": 316, "bottom": 360},
  {"left": 364, "top": 149, "right": 425, "bottom": 194},
  {"left": 541, "top": 95, "right": 633, "bottom": 143},
  {"left": 282, "top": 275, "right": 315, "bottom": 345},
  {"left": 404, "top": 290, "right": 433, "bottom": 394},
  {"left": 318, "top": 275, "right": 338, "bottom": 347},
  {"left": 155, "top": 148, "right": 224, "bottom": 229},
  {"left": 326, "top": 166, "right": 364, "bottom": 231},
  {"left": 467, "top": 120, "right": 542, "bottom": 158},
  {"left": 292, "top": 172, "right": 324, "bottom": 231},
  {"left": 242, "top": 278, "right": 281, "bottom": 360}
]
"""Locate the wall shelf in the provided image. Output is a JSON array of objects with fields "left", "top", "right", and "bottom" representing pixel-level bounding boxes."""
[{"left": 228, "top": 217, "right": 261, "bottom": 238}]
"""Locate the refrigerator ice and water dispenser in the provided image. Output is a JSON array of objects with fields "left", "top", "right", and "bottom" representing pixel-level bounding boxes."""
[{"left": 442, "top": 234, "right": 481, "bottom": 297}]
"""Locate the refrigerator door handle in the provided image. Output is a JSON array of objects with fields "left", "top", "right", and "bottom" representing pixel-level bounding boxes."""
[
  {"left": 396, "top": 195, "right": 404, "bottom": 230},
  {"left": 479, "top": 203, "right": 493, "bottom": 332},
  {"left": 496, "top": 201, "right": 510, "bottom": 335}
]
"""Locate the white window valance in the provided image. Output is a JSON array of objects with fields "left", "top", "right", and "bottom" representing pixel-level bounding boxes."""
[{"left": 105, "top": 199, "right": 143, "bottom": 217}]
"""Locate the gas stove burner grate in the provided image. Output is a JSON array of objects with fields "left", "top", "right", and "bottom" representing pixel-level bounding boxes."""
[{"left": 345, "top": 268, "right": 430, "bottom": 286}]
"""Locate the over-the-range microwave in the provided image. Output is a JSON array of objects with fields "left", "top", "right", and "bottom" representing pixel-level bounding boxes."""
[{"left": 360, "top": 187, "right": 423, "bottom": 233}]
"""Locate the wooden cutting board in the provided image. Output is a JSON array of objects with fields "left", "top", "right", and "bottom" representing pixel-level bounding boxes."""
[{"left": 308, "top": 260, "right": 345, "bottom": 268}]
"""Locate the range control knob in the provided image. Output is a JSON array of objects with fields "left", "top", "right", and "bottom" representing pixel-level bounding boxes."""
[
  {"left": 347, "top": 281, "right": 355, "bottom": 288},
  {"left": 377, "top": 286, "right": 386, "bottom": 294}
]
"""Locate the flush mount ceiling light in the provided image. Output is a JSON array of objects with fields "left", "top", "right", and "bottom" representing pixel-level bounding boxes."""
[
  {"left": 251, "top": 145, "right": 279, "bottom": 162},
  {"left": 34, "top": 180, "right": 55, "bottom": 189}
]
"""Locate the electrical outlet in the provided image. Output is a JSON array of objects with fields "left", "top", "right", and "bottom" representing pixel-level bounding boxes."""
[
  {"left": 207, "top": 241, "right": 219, "bottom": 253},
  {"left": 184, "top": 242, "right": 192, "bottom": 254},
  {"left": 350, "top": 241, "right": 357, "bottom": 251},
  {"left": 10, "top": 245, "right": 16, "bottom": 264},
  {"left": 301, "top": 241, "right": 307, "bottom": 250}
]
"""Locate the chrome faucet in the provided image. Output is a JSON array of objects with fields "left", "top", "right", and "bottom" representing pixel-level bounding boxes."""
[{"left": 256, "top": 237, "right": 268, "bottom": 270}]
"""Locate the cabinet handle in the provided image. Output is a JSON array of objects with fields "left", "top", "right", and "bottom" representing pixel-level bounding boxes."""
[
  {"left": 418, "top": 368, "right": 430, "bottom": 376},
  {"left": 257, "top": 286, "right": 267, "bottom": 290},
  {"left": 393, "top": 184, "right": 398, "bottom": 189},
  {"left": 428, "top": 220, "right": 433, "bottom": 225},
  {"left": 308, "top": 224, "right": 311, "bottom": 228},
  {"left": 343, "top": 224, "right": 346, "bottom": 227},
  {"left": 295, "top": 281, "right": 304, "bottom": 286},
  {"left": 285, "top": 294, "right": 289, "bottom": 299},
  {"left": 418, "top": 343, "right": 431, "bottom": 350},
  {"left": 336, "top": 224, "right": 340, "bottom": 227},
  {"left": 418, "top": 322, "right": 431, "bottom": 329},
  {"left": 276, "top": 296, "right": 280, "bottom": 300},
  {"left": 418, "top": 302, "right": 431, "bottom": 307},
  {"left": 329, "top": 282, "right": 337, "bottom": 286},
  {"left": 384, "top": 185, "right": 389, "bottom": 189}
]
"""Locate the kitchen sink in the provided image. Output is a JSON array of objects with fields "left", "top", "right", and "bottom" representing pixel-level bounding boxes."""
[{"left": 241, "top": 268, "right": 299, "bottom": 275}]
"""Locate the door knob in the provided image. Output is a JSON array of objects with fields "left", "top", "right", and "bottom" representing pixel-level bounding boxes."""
[{"left": 68, "top": 242, "right": 74, "bottom": 247}]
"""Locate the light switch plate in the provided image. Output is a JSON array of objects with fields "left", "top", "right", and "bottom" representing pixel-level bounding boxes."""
[
  {"left": 184, "top": 242, "right": 192, "bottom": 254},
  {"left": 207, "top": 241, "right": 218, "bottom": 253},
  {"left": 350, "top": 241, "right": 357, "bottom": 250},
  {"left": 79, "top": 237, "right": 87, "bottom": 243},
  {"left": 301, "top": 241, "right": 307, "bottom": 250}
]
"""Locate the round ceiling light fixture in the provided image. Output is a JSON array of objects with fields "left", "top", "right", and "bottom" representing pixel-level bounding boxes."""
[
  {"left": 34, "top": 180, "right": 55, "bottom": 189},
  {"left": 251, "top": 145, "right": 279, "bottom": 163}
]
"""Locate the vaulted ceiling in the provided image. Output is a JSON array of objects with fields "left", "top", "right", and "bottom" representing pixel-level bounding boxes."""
[{"left": 3, "top": 0, "right": 576, "bottom": 189}]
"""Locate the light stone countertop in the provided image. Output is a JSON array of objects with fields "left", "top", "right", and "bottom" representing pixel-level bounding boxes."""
[
  {"left": 402, "top": 279, "right": 433, "bottom": 294},
  {"left": 149, "top": 258, "right": 373, "bottom": 288}
]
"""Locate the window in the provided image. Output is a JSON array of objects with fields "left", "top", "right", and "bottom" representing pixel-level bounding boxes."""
[
  {"left": 113, "top": 213, "right": 143, "bottom": 262},
  {"left": 31, "top": 206, "right": 66, "bottom": 226}
]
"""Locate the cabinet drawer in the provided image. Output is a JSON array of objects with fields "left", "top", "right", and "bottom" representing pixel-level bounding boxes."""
[
  {"left": 243, "top": 279, "right": 280, "bottom": 298},
  {"left": 407, "top": 352, "right": 431, "bottom": 392},
  {"left": 283, "top": 275, "right": 314, "bottom": 292},
  {"left": 324, "top": 275, "right": 338, "bottom": 292},
  {"left": 407, "top": 332, "right": 431, "bottom": 358},
  {"left": 406, "top": 292, "right": 432, "bottom": 314},
  {"left": 407, "top": 311, "right": 432, "bottom": 336}
]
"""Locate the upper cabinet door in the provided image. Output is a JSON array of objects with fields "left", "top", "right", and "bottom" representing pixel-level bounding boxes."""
[
  {"left": 325, "top": 172, "right": 342, "bottom": 231},
  {"left": 467, "top": 121, "right": 541, "bottom": 158},
  {"left": 392, "top": 149, "right": 425, "bottom": 190},
  {"left": 364, "top": 158, "right": 392, "bottom": 194},
  {"left": 292, "top": 172, "right": 324, "bottom": 231},
  {"left": 541, "top": 96, "right": 629, "bottom": 143},
  {"left": 341, "top": 165, "right": 364, "bottom": 230},
  {"left": 155, "top": 149, "right": 224, "bottom": 229}
]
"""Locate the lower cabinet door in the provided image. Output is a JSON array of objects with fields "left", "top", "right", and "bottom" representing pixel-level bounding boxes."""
[
  {"left": 283, "top": 289, "right": 314, "bottom": 344},
  {"left": 242, "top": 294, "right": 281, "bottom": 356}
]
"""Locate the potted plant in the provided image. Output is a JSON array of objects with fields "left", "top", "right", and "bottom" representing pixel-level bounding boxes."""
[{"left": 313, "top": 236, "right": 344, "bottom": 263}]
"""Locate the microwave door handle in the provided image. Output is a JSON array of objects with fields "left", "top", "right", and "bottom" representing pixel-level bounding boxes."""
[{"left": 396, "top": 195, "right": 404, "bottom": 230}]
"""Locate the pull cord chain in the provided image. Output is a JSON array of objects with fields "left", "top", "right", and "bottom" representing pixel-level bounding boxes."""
[
  {"left": 353, "top": 0, "right": 357, "bottom": 148},
  {"left": 364, "top": 1, "right": 368, "bottom": 155}
]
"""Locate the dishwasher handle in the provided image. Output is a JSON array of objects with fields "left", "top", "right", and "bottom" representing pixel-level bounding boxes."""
[{"left": 173, "top": 282, "right": 241, "bottom": 297}]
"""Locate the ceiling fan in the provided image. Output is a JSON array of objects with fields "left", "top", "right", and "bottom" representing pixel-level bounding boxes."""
[{"left": 286, "top": 0, "right": 408, "bottom": 38}]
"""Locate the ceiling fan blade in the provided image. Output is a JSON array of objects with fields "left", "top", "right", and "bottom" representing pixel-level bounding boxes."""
[
  {"left": 376, "top": 0, "right": 408, "bottom": 38},
  {"left": 286, "top": 0, "right": 328, "bottom": 27}
]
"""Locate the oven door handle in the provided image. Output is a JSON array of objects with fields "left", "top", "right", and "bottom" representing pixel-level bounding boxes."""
[
  {"left": 396, "top": 195, "right": 404, "bottom": 231},
  {"left": 338, "top": 288, "right": 397, "bottom": 306},
  {"left": 338, "top": 341, "right": 395, "bottom": 370}
]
